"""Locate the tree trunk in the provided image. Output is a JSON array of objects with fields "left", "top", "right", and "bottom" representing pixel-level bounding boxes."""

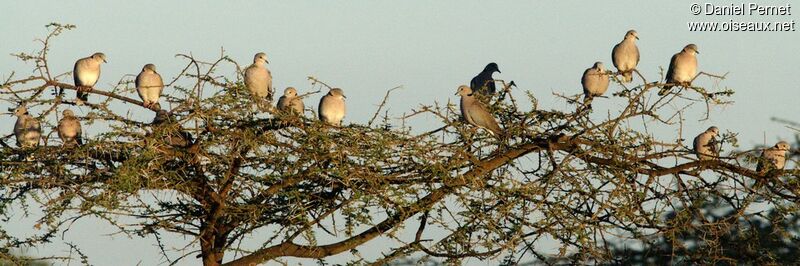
[
  {"left": 200, "top": 221, "right": 223, "bottom": 266},
  {"left": 200, "top": 220, "right": 228, "bottom": 266}
]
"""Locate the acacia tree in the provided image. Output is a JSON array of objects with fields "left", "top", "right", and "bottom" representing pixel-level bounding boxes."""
[{"left": 1, "top": 23, "right": 797, "bottom": 265}]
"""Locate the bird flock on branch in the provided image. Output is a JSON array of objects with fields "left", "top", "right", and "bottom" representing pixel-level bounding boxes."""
[{"left": 7, "top": 29, "right": 793, "bottom": 173}]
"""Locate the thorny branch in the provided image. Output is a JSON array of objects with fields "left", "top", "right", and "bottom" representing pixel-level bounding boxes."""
[{"left": 0, "top": 23, "right": 798, "bottom": 266}]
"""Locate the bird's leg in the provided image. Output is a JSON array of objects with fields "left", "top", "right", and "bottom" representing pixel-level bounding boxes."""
[{"left": 77, "top": 85, "right": 94, "bottom": 93}]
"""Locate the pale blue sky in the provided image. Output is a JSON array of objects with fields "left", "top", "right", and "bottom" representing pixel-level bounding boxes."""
[{"left": 1, "top": 1, "right": 798, "bottom": 265}]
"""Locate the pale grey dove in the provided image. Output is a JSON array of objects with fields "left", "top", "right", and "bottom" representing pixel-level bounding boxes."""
[
  {"left": 693, "top": 126, "right": 719, "bottom": 160},
  {"left": 244, "top": 52, "right": 273, "bottom": 102},
  {"left": 456, "top": 85, "right": 502, "bottom": 137},
  {"left": 136, "top": 64, "right": 164, "bottom": 110},
  {"left": 660, "top": 44, "right": 699, "bottom": 96},
  {"left": 73, "top": 52, "right": 107, "bottom": 102},
  {"left": 277, "top": 87, "right": 304, "bottom": 115},
  {"left": 470, "top": 62, "right": 500, "bottom": 95},
  {"left": 756, "top": 141, "right": 791, "bottom": 173},
  {"left": 611, "top": 30, "right": 639, "bottom": 83},
  {"left": 13, "top": 105, "right": 41, "bottom": 148},
  {"left": 318, "top": 88, "right": 346, "bottom": 126},
  {"left": 581, "top": 62, "right": 610, "bottom": 108},
  {"left": 58, "top": 109, "right": 83, "bottom": 147}
]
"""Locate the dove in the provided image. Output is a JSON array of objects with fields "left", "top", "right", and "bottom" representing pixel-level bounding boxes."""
[
  {"left": 611, "top": 30, "right": 640, "bottom": 83},
  {"left": 136, "top": 64, "right": 164, "bottom": 110},
  {"left": 13, "top": 105, "right": 41, "bottom": 148},
  {"left": 581, "top": 62, "right": 610, "bottom": 108},
  {"left": 660, "top": 44, "right": 699, "bottom": 96},
  {"left": 456, "top": 85, "right": 502, "bottom": 137},
  {"left": 277, "top": 87, "right": 304, "bottom": 115},
  {"left": 318, "top": 88, "right": 346, "bottom": 126},
  {"left": 693, "top": 126, "right": 719, "bottom": 160},
  {"left": 756, "top": 141, "right": 791, "bottom": 173},
  {"left": 244, "top": 52, "right": 273, "bottom": 102},
  {"left": 470, "top": 62, "right": 501, "bottom": 95},
  {"left": 58, "top": 109, "right": 83, "bottom": 147},
  {"left": 152, "top": 110, "right": 192, "bottom": 148},
  {"left": 73, "top": 52, "right": 107, "bottom": 103}
]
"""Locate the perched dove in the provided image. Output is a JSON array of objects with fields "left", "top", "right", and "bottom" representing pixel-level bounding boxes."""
[
  {"left": 73, "top": 52, "right": 107, "bottom": 102},
  {"left": 660, "top": 44, "right": 699, "bottom": 96},
  {"left": 756, "top": 141, "right": 791, "bottom": 173},
  {"left": 470, "top": 62, "right": 501, "bottom": 95},
  {"left": 693, "top": 126, "right": 719, "bottom": 160},
  {"left": 58, "top": 109, "right": 83, "bottom": 147},
  {"left": 152, "top": 110, "right": 193, "bottom": 148},
  {"left": 13, "top": 105, "right": 41, "bottom": 148},
  {"left": 581, "top": 62, "right": 610, "bottom": 108},
  {"left": 244, "top": 52, "right": 273, "bottom": 102},
  {"left": 456, "top": 85, "right": 502, "bottom": 136},
  {"left": 318, "top": 88, "right": 346, "bottom": 126},
  {"left": 136, "top": 64, "right": 164, "bottom": 109},
  {"left": 277, "top": 87, "right": 304, "bottom": 115},
  {"left": 611, "top": 30, "right": 639, "bottom": 83}
]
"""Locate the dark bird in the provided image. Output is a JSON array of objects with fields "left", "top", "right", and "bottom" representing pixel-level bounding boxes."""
[{"left": 470, "top": 62, "right": 501, "bottom": 95}]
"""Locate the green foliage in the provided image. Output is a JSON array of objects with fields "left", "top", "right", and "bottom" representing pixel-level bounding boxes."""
[{"left": 0, "top": 23, "right": 797, "bottom": 266}]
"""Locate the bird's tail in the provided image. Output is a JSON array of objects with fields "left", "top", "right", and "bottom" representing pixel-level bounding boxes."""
[
  {"left": 77, "top": 91, "right": 89, "bottom": 102},
  {"left": 583, "top": 95, "right": 594, "bottom": 109},
  {"left": 658, "top": 86, "right": 672, "bottom": 96},
  {"left": 622, "top": 72, "right": 633, "bottom": 83}
]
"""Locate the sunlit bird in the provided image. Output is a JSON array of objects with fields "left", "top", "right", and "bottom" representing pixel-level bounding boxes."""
[
  {"left": 244, "top": 52, "right": 273, "bottom": 102},
  {"left": 693, "top": 126, "right": 719, "bottom": 160},
  {"left": 319, "top": 88, "right": 346, "bottom": 126},
  {"left": 277, "top": 87, "right": 305, "bottom": 115},
  {"left": 58, "top": 109, "right": 83, "bottom": 147},
  {"left": 581, "top": 62, "right": 610, "bottom": 108},
  {"left": 136, "top": 64, "right": 164, "bottom": 110},
  {"left": 13, "top": 105, "right": 41, "bottom": 148},
  {"left": 456, "top": 85, "right": 502, "bottom": 137},
  {"left": 612, "top": 29, "right": 640, "bottom": 83},
  {"left": 756, "top": 141, "right": 791, "bottom": 173},
  {"left": 660, "top": 44, "right": 699, "bottom": 96},
  {"left": 73, "top": 52, "right": 107, "bottom": 103}
]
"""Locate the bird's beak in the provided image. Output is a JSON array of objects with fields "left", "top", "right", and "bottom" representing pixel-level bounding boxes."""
[
  {"left": 454, "top": 91, "right": 459, "bottom": 96},
  {"left": 343, "top": 95, "right": 347, "bottom": 99},
  {"left": 265, "top": 60, "right": 269, "bottom": 64},
  {"left": 635, "top": 36, "right": 639, "bottom": 40},
  {"left": 497, "top": 69, "right": 501, "bottom": 73},
  {"left": 696, "top": 50, "right": 700, "bottom": 54},
  {"left": 103, "top": 59, "right": 107, "bottom": 63}
]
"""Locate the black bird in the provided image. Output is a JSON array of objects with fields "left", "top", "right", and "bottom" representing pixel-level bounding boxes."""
[{"left": 470, "top": 62, "right": 501, "bottom": 95}]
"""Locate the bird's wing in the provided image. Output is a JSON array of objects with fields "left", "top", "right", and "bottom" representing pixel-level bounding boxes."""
[
  {"left": 466, "top": 100, "right": 501, "bottom": 135},
  {"left": 665, "top": 53, "right": 679, "bottom": 82}
]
